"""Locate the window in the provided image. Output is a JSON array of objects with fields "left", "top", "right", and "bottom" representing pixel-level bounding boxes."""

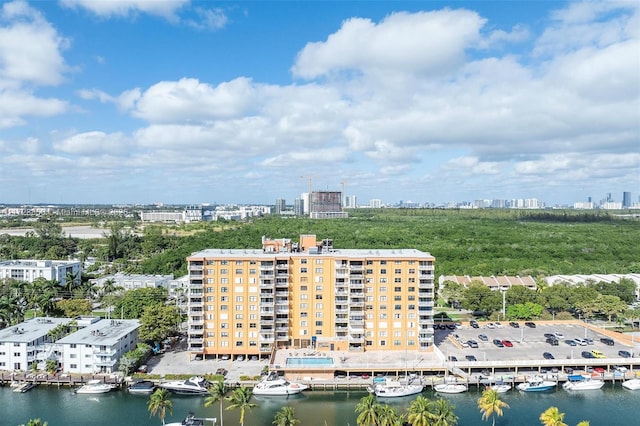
[
  {"left": 300, "top": 285, "right": 307, "bottom": 291},
  {"left": 315, "top": 294, "right": 323, "bottom": 300},
  {"left": 409, "top": 269, "right": 415, "bottom": 274},
  {"left": 301, "top": 259, "right": 307, "bottom": 264},
  {"left": 379, "top": 340, "right": 386, "bottom": 346},
  {"left": 394, "top": 296, "right": 402, "bottom": 301},
  {"left": 315, "top": 268, "right": 323, "bottom": 273},
  {"left": 315, "top": 321, "right": 323, "bottom": 326},
  {"left": 249, "top": 269, "right": 257, "bottom": 274},
  {"left": 235, "top": 296, "right": 244, "bottom": 302},
  {"left": 300, "top": 303, "right": 308, "bottom": 309},
  {"left": 315, "top": 312, "right": 323, "bottom": 318},
  {"left": 380, "top": 260, "right": 387, "bottom": 265},
  {"left": 394, "top": 278, "right": 402, "bottom": 283},
  {"left": 206, "top": 278, "right": 214, "bottom": 284},
  {"left": 236, "top": 341, "right": 243, "bottom": 347},
  {"left": 408, "top": 286, "right": 415, "bottom": 292},
  {"left": 380, "top": 269, "right": 387, "bottom": 274},
  {"left": 380, "top": 278, "right": 388, "bottom": 283},
  {"left": 380, "top": 286, "right": 387, "bottom": 292},
  {"left": 300, "top": 268, "right": 308, "bottom": 273},
  {"left": 315, "top": 259, "right": 323, "bottom": 264},
  {"left": 221, "top": 260, "right": 229, "bottom": 265},
  {"left": 394, "top": 269, "right": 402, "bottom": 274},
  {"left": 394, "top": 304, "right": 401, "bottom": 310},
  {"left": 235, "top": 314, "right": 244, "bottom": 320},
  {"left": 315, "top": 330, "right": 323, "bottom": 335},
  {"left": 235, "top": 260, "right": 243, "bottom": 265},
  {"left": 379, "top": 296, "right": 387, "bottom": 301},
  {"left": 315, "top": 285, "right": 323, "bottom": 291},
  {"left": 220, "top": 269, "right": 228, "bottom": 274},
  {"left": 366, "top": 269, "right": 373, "bottom": 274},
  {"left": 206, "top": 260, "right": 215, "bottom": 265},
  {"left": 394, "top": 287, "right": 402, "bottom": 292},
  {"left": 315, "top": 303, "right": 323, "bottom": 309},
  {"left": 300, "top": 321, "right": 308, "bottom": 327},
  {"left": 249, "top": 296, "right": 257, "bottom": 302},
  {"left": 220, "top": 296, "right": 229, "bottom": 302},
  {"left": 300, "top": 294, "right": 308, "bottom": 300},
  {"left": 221, "top": 323, "right": 229, "bottom": 328}
]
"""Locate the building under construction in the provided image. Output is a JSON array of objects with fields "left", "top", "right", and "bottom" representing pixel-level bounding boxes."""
[{"left": 310, "top": 191, "right": 347, "bottom": 219}]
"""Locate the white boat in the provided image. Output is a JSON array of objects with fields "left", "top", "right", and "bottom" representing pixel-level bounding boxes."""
[
  {"left": 13, "top": 382, "right": 38, "bottom": 393},
  {"left": 165, "top": 412, "right": 217, "bottom": 426},
  {"left": 622, "top": 378, "right": 640, "bottom": 390},
  {"left": 434, "top": 383, "right": 468, "bottom": 394},
  {"left": 369, "top": 378, "right": 423, "bottom": 398},
  {"left": 159, "top": 376, "right": 209, "bottom": 395},
  {"left": 75, "top": 379, "right": 113, "bottom": 394},
  {"left": 128, "top": 379, "right": 156, "bottom": 394},
  {"left": 252, "top": 372, "right": 307, "bottom": 396},
  {"left": 516, "top": 376, "right": 556, "bottom": 392},
  {"left": 489, "top": 382, "right": 512, "bottom": 393},
  {"left": 562, "top": 375, "right": 605, "bottom": 391}
]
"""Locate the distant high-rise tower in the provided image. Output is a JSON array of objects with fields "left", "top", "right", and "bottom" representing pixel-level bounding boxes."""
[
  {"left": 623, "top": 192, "right": 631, "bottom": 208},
  {"left": 294, "top": 198, "right": 305, "bottom": 216},
  {"left": 607, "top": 193, "right": 612, "bottom": 202},
  {"left": 275, "top": 198, "right": 286, "bottom": 214}
]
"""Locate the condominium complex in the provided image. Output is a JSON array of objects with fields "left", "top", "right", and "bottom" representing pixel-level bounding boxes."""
[
  {"left": 186, "top": 235, "right": 435, "bottom": 359},
  {"left": 0, "top": 259, "right": 81, "bottom": 286}
]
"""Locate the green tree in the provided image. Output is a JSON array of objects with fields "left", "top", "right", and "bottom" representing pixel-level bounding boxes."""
[
  {"left": 148, "top": 388, "right": 173, "bottom": 425},
  {"left": 593, "top": 294, "right": 628, "bottom": 322},
  {"left": 462, "top": 282, "right": 501, "bottom": 315},
  {"left": 506, "top": 302, "right": 544, "bottom": 320},
  {"left": 355, "top": 394, "right": 381, "bottom": 426},
  {"left": 204, "top": 380, "right": 228, "bottom": 426},
  {"left": 431, "top": 398, "right": 458, "bottom": 426},
  {"left": 506, "top": 286, "right": 540, "bottom": 306},
  {"left": 440, "top": 280, "right": 465, "bottom": 307},
  {"left": 139, "top": 304, "right": 182, "bottom": 342},
  {"left": 477, "top": 388, "right": 508, "bottom": 426},
  {"left": 56, "top": 299, "right": 92, "bottom": 317},
  {"left": 23, "top": 419, "right": 48, "bottom": 426},
  {"left": 407, "top": 395, "right": 435, "bottom": 426},
  {"left": 539, "top": 407, "right": 567, "bottom": 426},
  {"left": 114, "top": 287, "right": 167, "bottom": 319},
  {"left": 224, "top": 386, "right": 257, "bottom": 426},
  {"left": 272, "top": 406, "right": 300, "bottom": 426},
  {"left": 377, "top": 404, "right": 403, "bottom": 426}
]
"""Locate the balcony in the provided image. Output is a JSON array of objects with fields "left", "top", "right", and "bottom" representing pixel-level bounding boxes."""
[
  {"left": 189, "top": 264, "right": 204, "bottom": 271},
  {"left": 93, "top": 348, "right": 117, "bottom": 356},
  {"left": 95, "top": 358, "right": 117, "bottom": 367}
]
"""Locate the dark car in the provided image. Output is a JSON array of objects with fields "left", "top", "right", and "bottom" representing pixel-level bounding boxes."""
[
  {"left": 467, "top": 340, "right": 479, "bottom": 348},
  {"left": 544, "top": 333, "right": 555, "bottom": 339},
  {"left": 466, "top": 355, "right": 478, "bottom": 361},
  {"left": 546, "top": 337, "right": 559, "bottom": 346},
  {"left": 582, "top": 351, "right": 595, "bottom": 359},
  {"left": 447, "top": 356, "right": 458, "bottom": 362},
  {"left": 470, "top": 320, "right": 479, "bottom": 329},
  {"left": 601, "top": 337, "right": 615, "bottom": 346},
  {"left": 215, "top": 368, "right": 228, "bottom": 376},
  {"left": 565, "top": 339, "right": 577, "bottom": 346},
  {"left": 509, "top": 322, "right": 520, "bottom": 328},
  {"left": 543, "top": 352, "right": 555, "bottom": 360},
  {"left": 525, "top": 322, "right": 536, "bottom": 328},
  {"left": 618, "top": 350, "right": 632, "bottom": 358},
  {"left": 493, "top": 339, "right": 504, "bottom": 348},
  {"left": 478, "top": 334, "right": 489, "bottom": 341}
]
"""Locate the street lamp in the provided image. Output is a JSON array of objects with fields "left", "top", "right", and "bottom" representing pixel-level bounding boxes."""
[{"left": 501, "top": 287, "right": 508, "bottom": 321}]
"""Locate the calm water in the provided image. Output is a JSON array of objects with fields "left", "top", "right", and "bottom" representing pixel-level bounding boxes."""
[{"left": 2, "top": 384, "right": 638, "bottom": 426}]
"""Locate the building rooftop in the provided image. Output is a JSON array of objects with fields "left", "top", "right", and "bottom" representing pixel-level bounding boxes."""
[
  {"left": 0, "top": 317, "right": 71, "bottom": 343},
  {"left": 188, "top": 247, "right": 434, "bottom": 260},
  {"left": 56, "top": 319, "right": 140, "bottom": 346}
]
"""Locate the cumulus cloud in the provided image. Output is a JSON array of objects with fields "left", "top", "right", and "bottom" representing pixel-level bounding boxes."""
[
  {"left": 53, "top": 131, "right": 129, "bottom": 155},
  {"left": 59, "top": 0, "right": 189, "bottom": 20}
]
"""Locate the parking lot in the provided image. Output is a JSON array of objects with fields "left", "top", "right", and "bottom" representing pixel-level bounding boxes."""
[{"left": 436, "top": 321, "right": 633, "bottom": 364}]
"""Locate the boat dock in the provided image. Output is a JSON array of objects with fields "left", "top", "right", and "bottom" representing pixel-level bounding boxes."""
[{"left": 0, "top": 372, "right": 123, "bottom": 390}]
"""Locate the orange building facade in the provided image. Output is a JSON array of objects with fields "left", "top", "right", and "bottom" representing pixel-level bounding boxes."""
[{"left": 186, "top": 235, "right": 435, "bottom": 359}]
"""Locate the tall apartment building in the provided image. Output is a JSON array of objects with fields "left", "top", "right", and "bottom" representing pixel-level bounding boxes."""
[{"left": 186, "top": 235, "right": 435, "bottom": 359}]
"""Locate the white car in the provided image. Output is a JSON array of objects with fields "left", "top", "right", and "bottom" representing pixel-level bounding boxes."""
[
  {"left": 554, "top": 332, "right": 564, "bottom": 339},
  {"left": 574, "top": 338, "right": 587, "bottom": 346},
  {"left": 486, "top": 323, "right": 495, "bottom": 329}
]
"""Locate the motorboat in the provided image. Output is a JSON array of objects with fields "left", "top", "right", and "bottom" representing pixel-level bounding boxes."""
[
  {"left": 75, "top": 379, "right": 113, "bottom": 394},
  {"left": 562, "top": 375, "right": 605, "bottom": 391},
  {"left": 159, "top": 376, "right": 210, "bottom": 395},
  {"left": 128, "top": 379, "right": 156, "bottom": 394},
  {"left": 165, "top": 412, "right": 217, "bottom": 426},
  {"left": 434, "top": 383, "right": 468, "bottom": 394},
  {"left": 516, "top": 376, "right": 556, "bottom": 392},
  {"left": 252, "top": 372, "right": 308, "bottom": 396},
  {"left": 489, "top": 381, "right": 512, "bottom": 393},
  {"left": 13, "top": 382, "right": 38, "bottom": 393},
  {"left": 369, "top": 378, "right": 423, "bottom": 398},
  {"left": 622, "top": 378, "right": 640, "bottom": 390}
]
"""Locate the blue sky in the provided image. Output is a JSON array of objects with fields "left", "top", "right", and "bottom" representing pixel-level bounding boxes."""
[{"left": 0, "top": 0, "right": 638, "bottom": 206}]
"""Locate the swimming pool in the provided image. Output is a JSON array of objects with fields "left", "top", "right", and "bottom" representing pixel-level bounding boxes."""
[{"left": 286, "top": 357, "right": 334, "bottom": 366}]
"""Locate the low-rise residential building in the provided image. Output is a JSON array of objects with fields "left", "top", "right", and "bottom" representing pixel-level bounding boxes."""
[
  {"left": 91, "top": 273, "right": 174, "bottom": 292},
  {"left": 0, "top": 259, "right": 81, "bottom": 286},
  {"left": 57, "top": 319, "right": 140, "bottom": 374},
  {"left": 0, "top": 317, "right": 71, "bottom": 372},
  {"left": 438, "top": 275, "right": 537, "bottom": 291}
]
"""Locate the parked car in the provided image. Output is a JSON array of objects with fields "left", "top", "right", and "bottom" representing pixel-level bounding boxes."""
[
  {"left": 466, "top": 355, "right": 477, "bottom": 361},
  {"left": 467, "top": 340, "right": 479, "bottom": 348},
  {"left": 509, "top": 322, "right": 520, "bottom": 328},
  {"left": 546, "top": 337, "right": 559, "bottom": 346},
  {"left": 601, "top": 337, "right": 615, "bottom": 346},
  {"left": 574, "top": 338, "right": 588, "bottom": 346},
  {"left": 486, "top": 323, "right": 495, "bottom": 329},
  {"left": 618, "top": 350, "right": 632, "bottom": 358},
  {"left": 447, "top": 356, "right": 458, "bottom": 362},
  {"left": 501, "top": 340, "right": 513, "bottom": 347},
  {"left": 554, "top": 332, "right": 564, "bottom": 339},
  {"left": 613, "top": 365, "right": 628, "bottom": 373},
  {"left": 493, "top": 339, "right": 504, "bottom": 348},
  {"left": 544, "top": 333, "right": 555, "bottom": 339},
  {"left": 593, "top": 367, "right": 605, "bottom": 374},
  {"left": 565, "top": 339, "right": 577, "bottom": 346},
  {"left": 591, "top": 350, "right": 606, "bottom": 358},
  {"left": 525, "top": 322, "right": 536, "bottom": 328},
  {"left": 494, "top": 322, "right": 503, "bottom": 328},
  {"left": 215, "top": 368, "right": 228, "bottom": 376},
  {"left": 582, "top": 351, "right": 595, "bottom": 359},
  {"left": 585, "top": 338, "right": 594, "bottom": 345},
  {"left": 478, "top": 334, "right": 489, "bottom": 341},
  {"left": 543, "top": 352, "right": 555, "bottom": 360},
  {"left": 470, "top": 320, "right": 479, "bottom": 329}
]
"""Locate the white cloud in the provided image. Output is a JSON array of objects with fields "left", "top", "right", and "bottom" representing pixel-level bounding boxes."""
[
  {"left": 53, "top": 131, "right": 129, "bottom": 155},
  {"left": 186, "top": 7, "right": 228, "bottom": 30},
  {"left": 59, "top": 0, "right": 189, "bottom": 20},
  {"left": 292, "top": 9, "right": 486, "bottom": 79}
]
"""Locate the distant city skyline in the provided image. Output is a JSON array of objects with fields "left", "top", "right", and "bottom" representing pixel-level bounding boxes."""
[{"left": 0, "top": 1, "right": 638, "bottom": 205}]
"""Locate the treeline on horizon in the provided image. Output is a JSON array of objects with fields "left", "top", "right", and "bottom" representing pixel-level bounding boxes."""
[{"left": 1, "top": 208, "right": 639, "bottom": 280}]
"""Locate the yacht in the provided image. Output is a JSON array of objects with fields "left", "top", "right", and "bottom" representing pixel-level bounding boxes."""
[
  {"left": 516, "top": 376, "right": 556, "bottom": 392},
  {"left": 562, "top": 375, "right": 605, "bottom": 391},
  {"left": 369, "top": 378, "right": 423, "bottom": 398},
  {"left": 128, "top": 379, "right": 157, "bottom": 394},
  {"left": 252, "top": 372, "right": 307, "bottom": 396},
  {"left": 165, "top": 412, "right": 217, "bottom": 426},
  {"left": 159, "top": 376, "right": 210, "bottom": 395},
  {"left": 489, "top": 381, "right": 512, "bottom": 393},
  {"left": 75, "top": 379, "right": 113, "bottom": 394},
  {"left": 434, "top": 383, "right": 468, "bottom": 394},
  {"left": 621, "top": 378, "right": 640, "bottom": 390}
]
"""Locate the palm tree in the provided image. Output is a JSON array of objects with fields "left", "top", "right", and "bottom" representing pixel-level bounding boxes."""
[
  {"left": 576, "top": 422, "right": 590, "bottom": 426},
  {"left": 377, "top": 404, "right": 403, "bottom": 426},
  {"left": 355, "top": 394, "right": 381, "bottom": 426},
  {"left": 224, "top": 386, "right": 257, "bottom": 426},
  {"left": 407, "top": 395, "right": 435, "bottom": 426},
  {"left": 24, "top": 419, "right": 48, "bottom": 426},
  {"left": 148, "top": 388, "right": 173, "bottom": 425},
  {"left": 272, "top": 406, "right": 300, "bottom": 426},
  {"left": 431, "top": 398, "right": 459, "bottom": 426},
  {"left": 478, "top": 388, "right": 509, "bottom": 426},
  {"left": 204, "top": 380, "right": 228, "bottom": 426},
  {"left": 539, "top": 407, "right": 567, "bottom": 426}
]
